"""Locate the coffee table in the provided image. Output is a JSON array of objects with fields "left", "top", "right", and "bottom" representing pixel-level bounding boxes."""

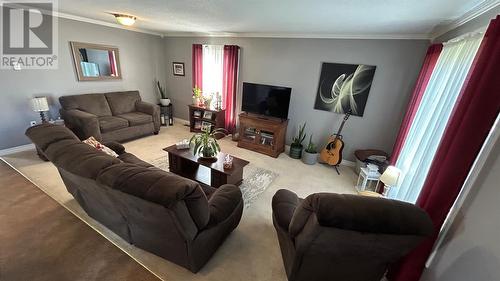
[{"left": 163, "top": 145, "right": 250, "bottom": 188}]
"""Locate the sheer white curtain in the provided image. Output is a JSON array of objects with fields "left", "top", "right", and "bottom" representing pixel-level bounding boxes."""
[
  {"left": 389, "top": 33, "right": 483, "bottom": 203},
  {"left": 202, "top": 45, "right": 223, "bottom": 98}
]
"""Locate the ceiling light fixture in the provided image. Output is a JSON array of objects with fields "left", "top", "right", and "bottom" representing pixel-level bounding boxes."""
[{"left": 113, "top": 14, "right": 136, "bottom": 26}]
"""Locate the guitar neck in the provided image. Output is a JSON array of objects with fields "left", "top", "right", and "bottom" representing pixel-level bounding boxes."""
[{"left": 335, "top": 120, "right": 346, "bottom": 137}]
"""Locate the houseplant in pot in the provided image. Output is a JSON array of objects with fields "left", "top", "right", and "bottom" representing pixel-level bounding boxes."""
[
  {"left": 157, "top": 81, "right": 170, "bottom": 106},
  {"left": 190, "top": 127, "right": 226, "bottom": 160},
  {"left": 192, "top": 86, "right": 203, "bottom": 106},
  {"left": 302, "top": 135, "right": 318, "bottom": 165},
  {"left": 289, "top": 123, "right": 306, "bottom": 159}
]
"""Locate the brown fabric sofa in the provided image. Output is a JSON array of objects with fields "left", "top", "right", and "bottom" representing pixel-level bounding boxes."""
[
  {"left": 272, "top": 189, "right": 433, "bottom": 281},
  {"left": 59, "top": 91, "right": 160, "bottom": 142},
  {"left": 26, "top": 124, "right": 244, "bottom": 273}
]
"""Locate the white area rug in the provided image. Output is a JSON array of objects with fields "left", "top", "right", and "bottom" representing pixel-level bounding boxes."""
[{"left": 149, "top": 156, "right": 278, "bottom": 209}]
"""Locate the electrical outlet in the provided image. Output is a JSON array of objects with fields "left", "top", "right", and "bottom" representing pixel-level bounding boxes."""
[{"left": 30, "top": 121, "right": 37, "bottom": 126}]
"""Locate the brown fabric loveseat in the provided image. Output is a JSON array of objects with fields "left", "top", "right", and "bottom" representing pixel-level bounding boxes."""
[
  {"left": 59, "top": 91, "right": 160, "bottom": 142},
  {"left": 272, "top": 189, "right": 433, "bottom": 281},
  {"left": 26, "top": 124, "right": 244, "bottom": 273}
]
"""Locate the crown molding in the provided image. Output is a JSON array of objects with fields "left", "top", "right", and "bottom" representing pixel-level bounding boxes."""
[
  {"left": 162, "top": 31, "right": 430, "bottom": 40},
  {"left": 54, "top": 11, "right": 164, "bottom": 37},
  {"left": 430, "top": 0, "right": 500, "bottom": 40}
]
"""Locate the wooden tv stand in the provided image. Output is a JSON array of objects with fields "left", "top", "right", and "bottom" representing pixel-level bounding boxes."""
[{"left": 237, "top": 113, "right": 288, "bottom": 158}]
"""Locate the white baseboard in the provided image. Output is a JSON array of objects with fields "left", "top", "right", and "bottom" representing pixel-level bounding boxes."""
[
  {"left": 341, "top": 159, "right": 356, "bottom": 167},
  {"left": 173, "top": 117, "right": 190, "bottom": 125},
  {"left": 0, "top": 143, "right": 35, "bottom": 156}
]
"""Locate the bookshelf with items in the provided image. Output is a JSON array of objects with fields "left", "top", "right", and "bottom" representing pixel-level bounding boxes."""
[{"left": 188, "top": 105, "right": 226, "bottom": 139}]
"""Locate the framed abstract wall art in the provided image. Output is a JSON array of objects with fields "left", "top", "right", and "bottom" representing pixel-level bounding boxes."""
[{"left": 314, "top": 62, "right": 376, "bottom": 117}]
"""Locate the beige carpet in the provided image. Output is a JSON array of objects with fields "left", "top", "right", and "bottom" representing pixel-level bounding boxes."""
[{"left": 2, "top": 122, "right": 358, "bottom": 281}]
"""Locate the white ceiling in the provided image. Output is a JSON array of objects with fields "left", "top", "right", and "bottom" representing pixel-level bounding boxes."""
[{"left": 56, "top": 0, "right": 499, "bottom": 38}]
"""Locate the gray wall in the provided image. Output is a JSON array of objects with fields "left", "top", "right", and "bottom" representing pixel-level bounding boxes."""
[
  {"left": 0, "top": 18, "right": 166, "bottom": 150},
  {"left": 421, "top": 138, "right": 500, "bottom": 281},
  {"left": 163, "top": 37, "right": 429, "bottom": 161},
  {"left": 421, "top": 10, "right": 500, "bottom": 281}
]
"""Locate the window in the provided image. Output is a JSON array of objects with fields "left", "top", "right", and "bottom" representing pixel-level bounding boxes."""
[{"left": 389, "top": 34, "right": 483, "bottom": 203}]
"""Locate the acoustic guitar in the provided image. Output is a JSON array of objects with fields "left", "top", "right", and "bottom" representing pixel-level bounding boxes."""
[{"left": 319, "top": 111, "right": 352, "bottom": 173}]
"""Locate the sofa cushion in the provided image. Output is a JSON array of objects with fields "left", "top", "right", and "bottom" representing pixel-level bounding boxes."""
[
  {"left": 105, "top": 91, "right": 141, "bottom": 115},
  {"left": 118, "top": 152, "right": 154, "bottom": 168},
  {"left": 25, "top": 124, "right": 121, "bottom": 180},
  {"left": 118, "top": 112, "right": 153, "bottom": 126},
  {"left": 59, "top": 94, "right": 112, "bottom": 117},
  {"left": 98, "top": 116, "right": 129, "bottom": 133}
]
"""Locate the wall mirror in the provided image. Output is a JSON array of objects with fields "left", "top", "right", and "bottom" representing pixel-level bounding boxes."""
[{"left": 70, "top": 41, "right": 122, "bottom": 81}]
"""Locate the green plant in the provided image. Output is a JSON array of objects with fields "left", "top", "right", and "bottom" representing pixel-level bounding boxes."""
[
  {"left": 305, "top": 135, "right": 317, "bottom": 153},
  {"left": 189, "top": 127, "right": 226, "bottom": 158},
  {"left": 292, "top": 123, "right": 307, "bottom": 147},
  {"left": 192, "top": 86, "right": 202, "bottom": 98},
  {"left": 157, "top": 80, "right": 168, "bottom": 99}
]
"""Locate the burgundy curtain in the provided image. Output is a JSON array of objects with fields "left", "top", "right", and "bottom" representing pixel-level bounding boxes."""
[
  {"left": 389, "top": 15, "right": 500, "bottom": 281},
  {"left": 192, "top": 44, "right": 203, "bottom": 89},
  {"left": 108, "top": 51, "right": 117, "bottom": 76},
  {"left": 222, "top": 45, "right": 240, "bottom": 132},
  {"left": 390, "top": 44, "right": 443, "bottom": 165}
]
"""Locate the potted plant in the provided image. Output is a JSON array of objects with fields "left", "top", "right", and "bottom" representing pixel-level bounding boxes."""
[
  {"left": 302, "top": 135, "right": 318, "bottom": 165},
  {"left": 190, "top": 127, "right": 226, "bottom": 159},
  {"left": 192, "top": 86, "right": 203, "bottom": 106},
  {"left": 289, "top": 122, "right": 306, "bottom": 159},
  {"left": 157, "top": 81, "right": 170, "bottom": 106}
]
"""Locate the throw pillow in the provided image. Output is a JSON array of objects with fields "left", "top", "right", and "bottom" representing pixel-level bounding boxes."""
[{"left": 83, "top": 136, "right": 119, "bottom": 157}]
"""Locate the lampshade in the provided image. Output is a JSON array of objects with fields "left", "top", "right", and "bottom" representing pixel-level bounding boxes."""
[
  {"left": 113, "top": 14, "right": 136, "bottom": 26},
  {"left": 380, "top": 166, "right": 401, "bottom": 186},
  {"left": 31, "top": 97, "right": 49, "bottom": 112}
]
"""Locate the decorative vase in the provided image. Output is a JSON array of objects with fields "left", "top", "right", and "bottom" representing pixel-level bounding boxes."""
[
  {"left": 204, "top": 98, "right": 212, "bottom": 109},
  {"left": 193, "top": 97, "right": 199, "bottom": 106},
  {"left": 160, "top": 98, "right": 171, "bottom": 106},
  {"left": 289, "top": 144, "right": 303, "bottom": 159},
  {"left": 302, "top": 150, "right": 318, "bottom": 165}
]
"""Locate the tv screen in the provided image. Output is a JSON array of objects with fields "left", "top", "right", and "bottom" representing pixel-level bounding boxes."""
[{"left": 241, "top": 82, "right": 291, "bottom": 119}]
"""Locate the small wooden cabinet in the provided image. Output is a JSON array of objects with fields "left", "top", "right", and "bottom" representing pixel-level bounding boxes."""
[
  {"left": 188, "top": 105, "right": 226, "bottom": 139},
  {"left": 237, "top": 113, "right": 288, "bottom": 158}
]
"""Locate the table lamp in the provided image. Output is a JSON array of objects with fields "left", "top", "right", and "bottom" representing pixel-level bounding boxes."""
[
  {"left": 31, "top": 97, "right": 49, "bottom": 123},
  {"left": 380, "top": 166, "right": 401, "bottom": 196}
]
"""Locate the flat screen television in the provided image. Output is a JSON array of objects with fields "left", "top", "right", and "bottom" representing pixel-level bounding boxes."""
[{"left": 241, "top": 82, "right": 291, "bottom": 119}]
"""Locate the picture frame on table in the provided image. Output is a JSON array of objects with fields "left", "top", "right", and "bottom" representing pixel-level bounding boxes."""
[
  {"left": 173, "top": 62, "right": 185, "bottom": 76},
  {"left": 201, "top": 121, "right": 212, "bottom": 132},
  {"left": 203, "top": 111, "right": 213, "bottom": 120}
]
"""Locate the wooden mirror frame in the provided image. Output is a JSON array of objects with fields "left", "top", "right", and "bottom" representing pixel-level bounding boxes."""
[{"left": 70, "top": 41, "right": 122, "bottom": 81}]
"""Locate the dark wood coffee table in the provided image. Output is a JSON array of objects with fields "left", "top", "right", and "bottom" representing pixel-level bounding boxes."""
[{"left": 163, "top": 145, "right": 250, "bottom": 188}]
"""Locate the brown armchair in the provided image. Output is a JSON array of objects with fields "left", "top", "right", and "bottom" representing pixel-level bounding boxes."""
[
  {"left": 272, "top": 189, "right": 433, "bottom": 281},
  {"left": 59, "top": 91, "right": 160, "bottom": 142}
]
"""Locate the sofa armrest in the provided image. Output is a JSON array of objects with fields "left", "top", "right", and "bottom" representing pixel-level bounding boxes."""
[
  {"left": 61, "top": 109, "right": 101, "bottom": 141},
  {"left": 103, "top": 141, "right": 125, "bottom": 155},
  {"left": 207, "top": 184, "right": 243, "bottom": 226},
  {"left": 272, "top": 189, "right": 300, "bottom": 231},
  {"left": 136, "top": 101, "right": 160, "bottom": 132}
]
